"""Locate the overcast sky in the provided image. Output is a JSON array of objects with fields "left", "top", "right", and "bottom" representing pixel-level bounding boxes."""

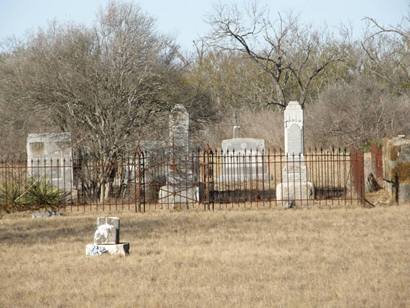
[{"left": 0, "top": 0, "right": 408, "bottom": 51}]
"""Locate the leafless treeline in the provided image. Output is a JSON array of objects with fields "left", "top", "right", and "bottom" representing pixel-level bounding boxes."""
[{"left": 0, "top": 1, "right": 409, "bottom": 155}]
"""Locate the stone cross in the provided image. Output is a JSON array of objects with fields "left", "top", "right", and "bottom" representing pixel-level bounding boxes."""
[
  {"left": 233, "top": 111, "right": 240, "bottom": 138},
  {"left": 284, "top": 101, "right": 304, "bottom": 155}
]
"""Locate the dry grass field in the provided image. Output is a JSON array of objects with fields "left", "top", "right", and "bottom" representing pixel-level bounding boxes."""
[{"left": 1, "top": 206, "right": 410, "bottom": 307}]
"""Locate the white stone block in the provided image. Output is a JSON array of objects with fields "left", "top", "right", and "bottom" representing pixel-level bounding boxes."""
[
  {"left": 85, "top": 243, "right": 130, "bottom": 256},
  {"left": 276, "top": 181, "right": 314, "bottom": 207}
]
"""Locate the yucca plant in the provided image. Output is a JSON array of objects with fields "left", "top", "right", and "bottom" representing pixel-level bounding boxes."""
[
  {"left": 24, "top": 178, "right": 67, "bottom": 211},
  {"left": 0, "top": 181, "right": 27, "bottom": 214}
]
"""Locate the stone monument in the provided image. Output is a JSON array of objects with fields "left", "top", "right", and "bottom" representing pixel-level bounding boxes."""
[
  {"left": 27, "top": 132, "right": 73, "bottom": 192},
  {"left": 158, "top": 105, "right": 198, "bottom": 205},
  {"left": 219, "top": 111, "right": 268, "bottom": 182},
  {"left": 220, "top": 138, "right": 267, "bottom": 181},
  {"left": 276, "top": 101, "right": 314, "bottom": 207},
  {"left": 86, "top": 217, "right": 129, "bottom": 256}
]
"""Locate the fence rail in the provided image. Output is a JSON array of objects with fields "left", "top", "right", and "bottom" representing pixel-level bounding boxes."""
[{"left": 0, "top": 148, "right": 365, "bottom": 212}]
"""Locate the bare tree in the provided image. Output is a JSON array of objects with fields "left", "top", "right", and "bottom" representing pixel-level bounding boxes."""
[
  {"left": 361, "top": 13, "right": 410, "bottom": 95},
  {"left": 206, "top": 2, "right": 345, "bottom": 108},
  {"left": 0, "top": 1, "right": 183, "bottom": 200},
  {"left": 0, "top": 1, "right": 174, "bottom": 158}
]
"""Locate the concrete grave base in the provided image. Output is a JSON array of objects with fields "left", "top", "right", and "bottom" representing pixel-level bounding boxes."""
[
  {"left": 86, "top": 243, "right": 130, "bottom": 256},
  {"left": 276, "top": 182, "right": 314, "bottom": 207},
  {"left": 158, "top": 185, "right": 198, "bottom": 205}
]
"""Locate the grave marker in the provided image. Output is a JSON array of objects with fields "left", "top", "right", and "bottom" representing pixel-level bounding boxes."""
[
  {"left": 276, "top": 101, "right": 314, "bottom": 206},
  {"left": 27, "top": 132, "right": 73, "bottom": 192},
  {"left": 159, "top": 105, "right": 198, "bottom": 205}
]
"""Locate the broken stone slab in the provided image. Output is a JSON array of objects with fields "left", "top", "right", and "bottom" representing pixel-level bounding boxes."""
[
  {"left": 94, "top": 217, "right": 120, "bottom": 244},
  {"left": 32, "top": 210, "right": 63, "bottom": 218},
  {"left": 276, "top": 181, "right": 314, "bottom": 207},
  {"left": 86, "top": 243, "right": 129, "bottom": 256}
]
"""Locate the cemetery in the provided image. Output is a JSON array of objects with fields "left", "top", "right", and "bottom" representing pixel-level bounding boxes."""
[
  {"left": 0, "top": 1, "right": 409, "bottom": 307},
  {"left": 0, "top": 101, "right": 375, "bottom": 213}
]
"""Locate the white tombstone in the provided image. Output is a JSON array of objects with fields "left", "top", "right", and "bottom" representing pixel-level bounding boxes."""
[
  {"left": 220, "top": 138, "right": 268, "bottom": 182},
  {"left": 284, "top": 101, "right": 304, "bottom": 155},
  {"left": 27, "top": 132, "right": 73, "bottom": 192},
  {"left": 86, "top": 217, "right": 129, "bottom": 256},
  {"left": 276, "top": 101, "right": 314, "bottom": 206}
]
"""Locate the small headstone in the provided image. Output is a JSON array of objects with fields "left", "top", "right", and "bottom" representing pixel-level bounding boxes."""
[
  {"left": 86, "top": 217, "right": 129, "bottom": 256},
  {"left": 94, "top": 217, "right": 120, "bottom": 245}
]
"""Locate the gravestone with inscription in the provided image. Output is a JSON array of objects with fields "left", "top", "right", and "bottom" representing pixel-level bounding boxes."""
[
  {"left": 220, "top": 138, "right": 268, "bottom": 182},
  {"left": 158, "top": 105, "right": 198, "bottom": 205},
  {"left": 276, "top": 101, "right": 314, "bottom": 206},
  {"left": 27, "top": 132, "right": 73, "bottom": 192}
]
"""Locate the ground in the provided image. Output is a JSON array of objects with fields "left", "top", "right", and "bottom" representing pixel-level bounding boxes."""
[{"left": 1, "top": 206, "right": 410, "bottom": 307}]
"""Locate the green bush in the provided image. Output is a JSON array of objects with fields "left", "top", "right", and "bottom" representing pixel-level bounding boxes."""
[
  {"left": 0, "top": 178, "right": 67, "bottom": 215},
  {"left": 24, "top": 179, "right": 67, "bottom": 210},
  {"left": 0, "top": 181, "right": 26, "bottom": 214}
]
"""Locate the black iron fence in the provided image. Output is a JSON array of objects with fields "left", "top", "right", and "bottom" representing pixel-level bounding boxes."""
[{"left": 0, "top": 148, "right": 364, "bottom": 212}]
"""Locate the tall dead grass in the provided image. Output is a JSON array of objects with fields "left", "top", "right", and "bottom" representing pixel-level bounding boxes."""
[{"left": 1, "top": 207, "right": 410, "bottom": 307}]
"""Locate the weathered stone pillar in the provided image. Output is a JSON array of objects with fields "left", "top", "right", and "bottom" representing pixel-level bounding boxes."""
[{"left": 276, "top": 101, "right": 314, "bottom": 207}]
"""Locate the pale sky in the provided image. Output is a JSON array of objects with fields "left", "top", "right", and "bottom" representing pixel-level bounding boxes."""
[{"left": 0, "top": 0, "right": 408, "bottom": 51}]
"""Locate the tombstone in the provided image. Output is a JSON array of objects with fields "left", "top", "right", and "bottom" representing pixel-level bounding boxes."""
[
  {"left": 27, "top": 132, "right": 73, "bottom": 192},
  {"left": 220, "top": 138, "right": 268, "bottom": 181},
  {"left": 276, "top": 101, "right": 314, "bottom": 207},
  {"left": 158, "top": 105, "right": 198, "bottom": 205},
  {"left": 94, "top": 217, "right": 120, "bottom": 244},
  {"left": 284, "top": 101, "right": 304, "bottom": 155},
  {"left": 86, "top": 217, "right": 129, "bottom": 256}
]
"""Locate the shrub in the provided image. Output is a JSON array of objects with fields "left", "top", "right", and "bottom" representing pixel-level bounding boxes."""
[
  {"left": 24, "top": 179, "right": 67, "bottom": 211},
  {"left": 0, "top": 181, "right": 26, "bottom": 214},
  {"left": 0, "top": 178, "right": 67, "bottom": 216}
]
